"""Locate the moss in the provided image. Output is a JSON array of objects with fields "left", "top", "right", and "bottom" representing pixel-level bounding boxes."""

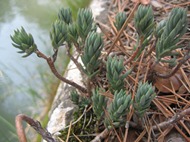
[{"left": 59, "top": 107, "right": 97, "bottom": 141}]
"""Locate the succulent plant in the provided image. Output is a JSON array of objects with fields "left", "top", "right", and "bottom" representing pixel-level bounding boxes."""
[
  {"left": 134, "top": 5, "right": 155, "bottom": 40},
  {"left": 50, "top": 20, "right": 68, "bottom": 49},
  {"left": 105, "top": 90, "right": 132, "bottom": 128},
  {"left": 67, "top": 23, "right": 78, "bottom": 44},
  {"left": 134, "top": 82, "right": 156, "bottom": 117},
  {"left": 58, "top": 8, "right": 72, "bottom": 24},
  {"left": 10, "top": 27, "right": 37, "bottom": 57},
  {"left": 114, "top": 12, "right": 127, "bottom": 31},
  {"left": 156, "top": 8, "right": 187, "bottom": 61},
  {"left": 70, "top": 90, "right": 80, "bottom": 105},
  {"left": 81, "top": 31, "right": 103, "bottom": 78},
  {"left": 77, "top": 8, "right": 94, "bottom": 40},
  {"left": 134, "top": 5, "right": 155, "bottom": 49},
  {"left": 92, "top": 88, "right": 107, "bottom": 120},
  {"left": 155, "top": 20, "right": 166, "bottom": 38},
  {"left": 106, "top": 56, "right": 131, "bottom": 92}
]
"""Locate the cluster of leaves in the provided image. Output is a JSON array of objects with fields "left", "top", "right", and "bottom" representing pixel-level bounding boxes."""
[
  {"left": 134, "top": 5, "right": 187, "bottom": 62},
  {"left": 10, "top": 27, "right": 37, "bottom": 57},
  {"left": 106, "top": 56, "right": 130, "bottom": 92},
  {"left": 92, "top": 83, "right": 155, "bottom": 129},
  {"left": 10, "top": 4, "right": 188, "bottom": 141}
]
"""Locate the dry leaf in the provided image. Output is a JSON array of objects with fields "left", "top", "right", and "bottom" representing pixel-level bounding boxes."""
[{"left": 153, "top": 65, "right": 183, "bottom": 93}]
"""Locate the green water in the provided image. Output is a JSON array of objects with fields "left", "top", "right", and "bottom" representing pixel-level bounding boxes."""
[{"left": 0, "top": 0, "right": 91, "bottom": 141}]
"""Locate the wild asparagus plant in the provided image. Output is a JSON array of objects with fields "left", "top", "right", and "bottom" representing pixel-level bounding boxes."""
[
  {"left": 134, "top": 5, "right": 155, "bottom": 48},
  {"left": 10, "top": 27, "right": 37, "bottom": 57},
  {"left": 104, "top": 90, "right": 132, "bottom": 129},
  {"left": 134, "top": 82, "right": 156, "bottom": 117},
  {"left": 92, "top": 88, "right": 107, "bottom": 120},
  {"left": 114, "top": 12, "right": 127, "bottom": 31},
  {"left": 106, "top": 56, "right": 131, "bottom": 92},
  {"left": 155, "top": 8, "right": 187, "bottom": 62}
]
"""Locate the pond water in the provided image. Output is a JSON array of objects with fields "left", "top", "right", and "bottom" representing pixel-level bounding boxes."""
[{"left": 0, "top": 0, "right": 91, "bottom": 141}]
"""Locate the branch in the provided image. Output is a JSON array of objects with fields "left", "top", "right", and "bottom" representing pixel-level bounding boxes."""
[
  {"left": 35, "top": 49, "right": 87, "bottom": 93},
  {"left": 66, "top": 46, "right": 85, "bottom": 75},
  {"left": 152, "top": 107, "right": 190, "bottom": 131},
  {"left": 15, "top": 114, "right": 56, "bottom": 142},
  {"left": 155, "top": 53, "right": 190, "bottom": 78},
  {"left": 91, "top": 128, "right": 109, "bottom": 142}
]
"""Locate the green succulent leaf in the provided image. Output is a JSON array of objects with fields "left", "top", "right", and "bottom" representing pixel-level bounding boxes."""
[
  {"left": 104, "top": 90, "right": 132, "bottom": 128},
  {"left": 156, "top": 7, "right": 187, "bottom": 61},
  {"left": 77, "top": 8, "right": 94, "bottom": 40},
  {"left": 134, "top": 5, "right": 155, "bottom": 39},
  {"left": 10, "top": 27, "right": 37, "bottom": 57},
  {"left": 70, "top": 90, "right": 80, "bottom": 105},
  {"left": 134, "top": 82, "right": 156, "bottom": 117},
  {"left": 81, "top": 31, "right": 103, "bottom": 78},
  {"left": 50, "top": 20, "right": 68, "bottom": 49},
  {"left": 92, "top": 88, "right": 107, "bottom": 120},
  {"left": 67, "top": 23, "right": 78, "bottom": 44},
  {"left": 58, "top": 8, "right": 72, "bottom": 24},
  {"left": 106, "top": 56, "right": 130, "bottom": 92},
  {"left": 114, "top": 12, "right": 127, "bottom": 31}
]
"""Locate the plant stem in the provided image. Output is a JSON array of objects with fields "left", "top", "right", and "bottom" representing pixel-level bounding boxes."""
[
  {"left": 15, "top": 114, "right": 56, "bottom": 142},
  {"left": 66, "top": 46, "right": 85, "bottom": 75},
  {"left": 91, "top": 128, "right": 109, "bottom": 142},
  {"left": 35, "top": 49, "right": 87, "bottom": 93},
  {"left": 155, "top": 53, "right": 190, "bottom": 79}
]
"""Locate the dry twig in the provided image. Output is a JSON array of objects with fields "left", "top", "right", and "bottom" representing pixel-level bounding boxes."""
[
  {"left": 152, "top": 107, "right": 190, "bottom": 131},
  {"left": 15, "top": 114, "right": 56, "bottom": 142}
]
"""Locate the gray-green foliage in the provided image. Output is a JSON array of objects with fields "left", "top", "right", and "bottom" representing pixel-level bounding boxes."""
[
  {"left": 156, "top": 8, "right": 187, "bottom": 61},
  {"left": 92, "top": 88, "right": 107, "bottom": 120},
  {"left": 114, "top": 12, "right": 127, "bottom": 31},
  {"left": 10, "top": 27, "right": 37, "bottom": 57},
  {"left": 81, "top": 31, "right": 103, "bottom": 78},
  {"left": 134, "top": 5, "right": 155, "bottom": 50},
  {"left": 155, "top": 20, "right": 166, "bottom": 38},
  {"left": 77, "top": 8, "right": 93, "bottom": 40},
  {"left": 70, "top": 90, "right": 90, "bottom": 108},
  {"left": 106, "top": 56, "right": 130, "bottom": 92},
  {"left": 50, "top": 20, "right": 68, "bottom": 49},
  {"left": 134, "top": 5, "right": 155, "bottom": 40},
  {"left": 105, "top": 90, "right": 132, "bottom": 128},
  {"left": 67, "top": 23, "right": 78, "bottom": 44},
  {"left": 58, "top": 8, "right": 72, "bottom": 24},
  {"left": 70, "top": 90, "right": 80, "bottom": 105},
  {"left": 134, "top": 82, "right": 156, "bottom": 117}
]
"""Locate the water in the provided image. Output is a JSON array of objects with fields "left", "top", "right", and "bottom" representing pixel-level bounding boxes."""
[{"left": 0, "top": 0, "right": 91, "bottom": 141}]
